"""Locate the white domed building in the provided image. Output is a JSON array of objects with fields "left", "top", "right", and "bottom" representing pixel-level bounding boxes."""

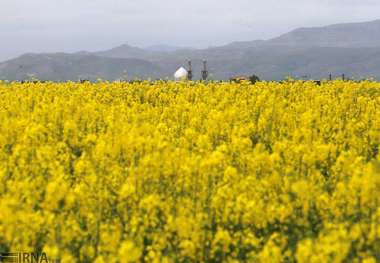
[{"left": 174, "top": 67, "right": 188, "bottom": 81}]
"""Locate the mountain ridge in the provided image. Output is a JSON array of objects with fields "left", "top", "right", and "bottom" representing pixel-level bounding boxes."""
[
  {"left": 2, "top": 19, "right": 380, "bottom": 81},
  {"left": 268, "top": 19, "right": 380, "bottom": 47}
]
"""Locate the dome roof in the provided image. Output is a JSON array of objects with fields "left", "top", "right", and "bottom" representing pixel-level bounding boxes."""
[{"left": 174, "top": 67, "right": 188, "bottom": 80}]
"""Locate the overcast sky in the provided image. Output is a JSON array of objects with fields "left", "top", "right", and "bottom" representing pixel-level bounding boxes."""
[{"left": 1, "top": 0, "right": 380, "bottom": 61}]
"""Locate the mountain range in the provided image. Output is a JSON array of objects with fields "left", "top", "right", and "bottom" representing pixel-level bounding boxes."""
[{"left": 1, "top": 19, "right": 380, "bottom": 81}]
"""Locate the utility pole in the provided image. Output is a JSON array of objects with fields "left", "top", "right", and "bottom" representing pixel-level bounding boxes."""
[
  {"left": 342, "top": 74, "right": 345, "bottom": 81},
  {"left": 201, "top": 60, "right": 208, "bottom": 81},
  {"left": 329, "top": 74, "right": 332, "bottom": 81},
  {"left": 187, "top": 60, "right": 193, "bottom": 81}
]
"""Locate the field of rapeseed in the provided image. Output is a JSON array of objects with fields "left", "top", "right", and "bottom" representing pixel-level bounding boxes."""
[{"left": 0, "top": 80, "right": 379, "bottom": 262}]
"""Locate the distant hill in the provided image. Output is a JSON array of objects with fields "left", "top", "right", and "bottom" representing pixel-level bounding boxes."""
[
  {"left": 269, "top": 19, "right": 380, "bottom": 48},
  {"left": 144, "top": 45, "right": 192, "bottom": 52},
  {"left": 1, "top": 19, "right": 380, "bottom": 81},
  {"left": 0, "top": 53, "right": 163, "bottom": 81},
  {"left": 94, "top": 44, "right": 154, "bottom": 59}
]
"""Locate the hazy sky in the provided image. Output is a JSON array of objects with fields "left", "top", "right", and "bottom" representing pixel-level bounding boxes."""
[{"left": 1, "top": 0, "right": 380, "bottom": 61}]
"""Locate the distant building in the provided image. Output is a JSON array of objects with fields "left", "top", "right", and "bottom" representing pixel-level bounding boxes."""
[
  {"left": 230, "top": 75, "right": 250, "bottom": 82},
  {"left": 174, "top": 67, "right": 188, "bottom": 81}
]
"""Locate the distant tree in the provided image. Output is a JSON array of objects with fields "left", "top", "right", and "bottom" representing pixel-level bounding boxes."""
[
  {"left": 26, "top": 73, "right": 38, "bottom": 82},
  {"left": 249, "top": 74, "right": 260, "bottom": 84},
  {"left": 121, "top": 70, "right": 128, "bottom": 82}
]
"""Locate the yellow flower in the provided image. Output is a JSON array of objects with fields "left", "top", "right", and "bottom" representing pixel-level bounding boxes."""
[
  {"left": 119, "top": 241, "right": 142, "bottom": 263},
  {"left": 0, "top": 80, "right": 379, "bottom": 261}
]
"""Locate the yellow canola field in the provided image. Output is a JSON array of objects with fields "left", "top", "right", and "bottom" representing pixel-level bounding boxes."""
[{"left": 0, "top": 80, "right": 380, "bottom": 263}]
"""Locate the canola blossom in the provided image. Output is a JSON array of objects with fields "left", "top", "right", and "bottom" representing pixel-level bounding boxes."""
[{"left": 0, "top": 80, "right": 379, "bottom": 262}]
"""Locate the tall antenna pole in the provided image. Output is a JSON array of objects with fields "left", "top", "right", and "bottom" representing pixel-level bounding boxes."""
[
  {"left": 201, "top": 60, "right": 208, "bottom": 81},
  {"left": 187, "top": 60, "right": 193, "bottom": 81}
]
